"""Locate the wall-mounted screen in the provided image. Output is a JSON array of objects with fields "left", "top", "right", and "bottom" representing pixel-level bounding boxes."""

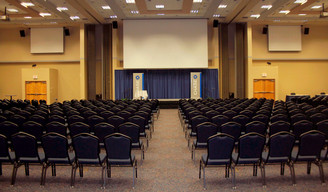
[
  {"left": 123, "top": 19, "right": 208, "bottom": 69},
  {"left": 31, "top": 28, "right": 64, "bottom": 53},
  {"left": 268, "top": 25, "right": 302, "bottom": 51}
]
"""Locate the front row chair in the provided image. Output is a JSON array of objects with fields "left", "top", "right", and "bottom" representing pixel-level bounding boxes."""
[
  {"left": 104, "top": 133, "right": 137, "bottom": 188},
  {"left": 0, "top": 134, "right": 15, "bottom": 175},
  {"left": 72, "top": 133, "right": 106, "bottom": 188},
  {"left": 11, "top": 132, "right": 45, "bottom": 185},
  {"left": 199, "top": 133, "right": 235, "bottom": 190},
  {"left": 231, "top": 132, "right": 266, "bottom": 189}
]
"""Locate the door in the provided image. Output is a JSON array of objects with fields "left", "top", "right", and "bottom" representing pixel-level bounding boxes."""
[
  {"left": 253, "top": 79, "right": 275, "bottom": 100},
  {"left": 25, "top": 81, "right": 47, "bottom": 102}
]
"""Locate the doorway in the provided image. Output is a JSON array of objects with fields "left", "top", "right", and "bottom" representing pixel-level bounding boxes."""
[
  {"left": 253, "top": 79, "right": 275, "bottom": 100},
  {"left": 25, "top": 81, "right": 47, "bottom": 102}
]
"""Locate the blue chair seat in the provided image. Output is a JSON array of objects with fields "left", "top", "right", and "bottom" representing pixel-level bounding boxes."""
[
  {"left": 132, "top": 140, "right": 143, "bottom": 148},
  {"left": 202, "top": 154, "right": 230, "bottom": 165},
  {"left": 77, "top": 153, "right": 106, "bottom": 164},
  {"left": 47, "top": 153, "right": 75, "bottom": 164},
  {"left": 193, "top": 140, "right": 207, "bottom": 148},
  {"left": 19, "top": 153, "right": 45, "bottom": 163},
  {"left": 0, "top": 151, "right": 15, "bottom": 162},
  {"left": 262, "top": 152, "right": 289, "bottom": 163},
  {"left": 108, "top": 154, "right": 135, "bottom": 165},
  {"left": 232, "top": 153, "right": 260, "bottom": 164},
  {"left": 291, "top": 151, "right": 317, "bottom": 161}
]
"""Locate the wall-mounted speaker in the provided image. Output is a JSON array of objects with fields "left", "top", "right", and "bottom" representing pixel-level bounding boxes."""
[
  {"left": 20, "top": 30, "right": 25, "bottom": 37},
  {"left": 64, "top": 28, "right": 70, "bottom": 36},
  {"left": 113, "top": 21, "right": 118, "bottom": 29},
  {"left": 213, "top": 20, "right": 218, "bottom": 28},
  {"left": 262, "top": 27, "right": 268, "bottom": 34},
  {"left": 304, "top": 27, "right": 309, "bottom": 35}
]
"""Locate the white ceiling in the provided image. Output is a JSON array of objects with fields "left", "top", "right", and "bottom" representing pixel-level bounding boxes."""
[{"left": 0, "top": 0, "right": 328, "bottom": 26}]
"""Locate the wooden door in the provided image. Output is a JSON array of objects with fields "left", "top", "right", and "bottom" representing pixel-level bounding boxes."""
[
  {"left": 253, "top": 79, "right": 275, "bottom": 100},
  {"left": 25, "top": 81, "right": 47, "bottom": 102}
]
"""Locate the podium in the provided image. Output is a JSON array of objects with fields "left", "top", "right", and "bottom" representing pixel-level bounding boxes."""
[{"left": 135, "top": 90, "right": 148, "bottom": 100}]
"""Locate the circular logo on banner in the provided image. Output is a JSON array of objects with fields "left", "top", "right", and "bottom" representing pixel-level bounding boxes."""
[
  {"left": 193, "top": 75, "right": 198, "bottom": 79},
  {"left": 136, "top": 75, "right": 140, "bottom": 80}
]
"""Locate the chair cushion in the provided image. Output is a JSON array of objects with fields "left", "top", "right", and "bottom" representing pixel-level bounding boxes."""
[
  {"left": 262, "top": 151, "right": 289, "bottom": 163},
  {"left": 132, "top": 140, "right": 143, "bottom": 149},
  {"left": 232, "top": 153, "right": 260, "bottom": 164},
  {"left": 19, "top": 152, "right": 45, "bottom": 163},
  {"left": 77, "top": 153, "right": 106, "bottom": 165},
  {"left": 108, "top": 154, "right": 135, "bottom": 166},
  {"left": 47, "top": 153, "right": 75, "bottom": 164},
  {"left": 193, "top": 140, "right": 207, "bottom": 148},
  {"left": 320, "top": 149, "right": 327, "bottom": 160},
  {"left": 0, "top": 151, "right": 15, "bottom": 163},
  {"left": 291, "top": 150, "right": 317, "bottom": 162},
  {"left": 202, "top": 154, "right": 230, "bottom": 165}
]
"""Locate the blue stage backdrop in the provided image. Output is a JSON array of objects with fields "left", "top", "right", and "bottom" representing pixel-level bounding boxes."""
[{"left": 115, "top": 69, "right": 219, "bottom": 99}]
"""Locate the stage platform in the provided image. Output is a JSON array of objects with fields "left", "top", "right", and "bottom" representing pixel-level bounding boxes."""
[{"left": 158, "top": 99, "right": 181, "bottom": 109}]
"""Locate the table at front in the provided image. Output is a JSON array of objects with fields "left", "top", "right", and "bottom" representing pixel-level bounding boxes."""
[
  {"left": 5, "top": 94, "right": 17, "bottom": 101},
  {"left": 286, "top": 94, "right": 310, "bottom": 102}
]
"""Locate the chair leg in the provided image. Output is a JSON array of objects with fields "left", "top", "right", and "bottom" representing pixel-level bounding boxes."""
[
  {"left": 135, "top": 160, "right": 138, "bottom": 179},
  {"left": 231, "top": 164, "right": 236, "bottom": 189},
  {"left": 11, "top": 162, "right": 19, "bottom": 185},
  {"left": 133, "top": 164, "right": 135, "bottom": 188},
  {"left": 25, "top": 163, "right": 29, "bottom": 176},
  {"left": 79, "top": 164, "right": 83, "bottom": 177},
  {"left": 0, "top": 162, "right": 2, "bottom": 175},
  {"left": 70, "top": 163, "right": 77, "bottom": 188},
  {"left": 260, "top": 163, "right": 266, "bottom": 187},
  {"left": 107, "top": 163, "right": 111, "bottom": 178},
  {"left": 51, "top": 164, "right": 56, "bottom": 176},
  {"left": 316, "top": 160, "right": 325, "bottom": 184},
  {"left": 281, "top": 162, "right": 285, "bottom": 175},
  {"left": 101, "top": 164, "right": 106, "bottom": 189},
  {"left": 288, "top": 161, "right": 296, "bottom": 186},
  {"left": 307, "top": 161, "right": 311, "bottom": 175},
  {"left": 41, "top": 163, "right": 46, "bottom": 186},
  {"left": 253, "top": 164, "right": 258, "bottom": 176},
  {"left": 203, "top": 164, "right": 206, "bottom": 190}
]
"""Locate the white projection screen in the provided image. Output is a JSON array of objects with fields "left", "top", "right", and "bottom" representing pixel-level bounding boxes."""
[
  {"left": 123, "top": 19, "right": 208, "bottom": 69},
  {"left": 268, "top": 25, "right": 302, "bottom": 51},
  {"left": 30, "top": 28, "right": 64, "bottom": 53}
]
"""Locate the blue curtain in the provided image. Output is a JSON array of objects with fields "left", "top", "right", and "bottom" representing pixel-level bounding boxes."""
[{"left": 115, "top": 69, "right": 219, "bottom": 99}]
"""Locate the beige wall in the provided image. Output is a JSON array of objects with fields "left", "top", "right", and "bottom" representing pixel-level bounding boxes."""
[
  {"left": 0, "top": 26, "right": 81, "bottom": 102},
  {"left": 247, "top": 23, "right": 328, "bottom": 100}
]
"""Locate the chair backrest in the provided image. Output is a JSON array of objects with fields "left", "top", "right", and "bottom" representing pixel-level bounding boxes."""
[
  {"left": 21, "top": 121, "right": 43, "bottom": 141},
  {"left": 290, "top": 113, "right": 307, "bottom": 125},
  {"left": 252, "top": 114, "right": 269, "bottom": 125},
  {"left": 239, "top": 110, "right": 254, "bottom": 118},
  {"left": 310, "top": 113, "right": 327, "bottom": 124},
  {"left": 82, "top": 110, "right": 97, "bottom": 118},
  {"left": 0, "top": 134, "right": 12, "bottom": 161},
  {"left": 72, "top": 133, "right": 100, "bottom": 161},
  {"left": 104, "top": 133, "right": 132, "bottom": 161},
  {"left": 269, "top": 120, "right": 290, "bottom": 136},
  {"left": 0, "top": 115, "right": 7, "bottom": 123},
  {"left": 9, "top": 114, "right": 26, "bottom": 126},
  {"left": 207, "top": 133, "right": 234, "bottom": 161},
  {"left": 296, "top": 130, "right": 325, "bottom": 160},
  {"left": 205, "top": 110, "right": 220, "bottom": 119},
  {"left": 266, "top": 131, "right": 295, "bottom": 160},
  {"left": 46, "top": 121, "right": 67, "bottom": 136},
  {"left": 222, "top": 110, "right": 238, "bottom": 120},
  {"left": 220, "top": 122, "right": 242, "bottom": 141},
  {"left": 69, "top": 122, "right": 90, "bottom": 137},
  {"left": 232, "top": 114, "right": 250, "bottom": 131},
  {"left": 293, "top": 120, "right": 313, "bottom": 139},
  {"left": 128, "top": 115, "right": 146, "bottom": 133},
  {"left": 117, "top": 111, "right": 132, "bottom": 120},
  {"left": 245, "top": 121, "right": 267, "bottom": 135},
  {"left": 190, "top": 115, "right": 209, "bottom": 133},
  {"left": 87, "top": 115, "right": 105, "bottom": 132},
  {"left": 196, "top": 122, "right": 218, "bottom": 143},
  {"left": 270, "top": 114, "right": 289, "bottom": 124},
  {"left": 42, "top": 132, "right": 70, "bottom": 160},
  {"left": 99, "top": 111, "right": 115, "bottom": 119},
  {"left": 48, "top": 115, "right": 66, "bottom": 124},
  {"left": 107, "top": 115, "right": 126, "bottom": 129},
  {"left": 29, "top": 114, "right": 46, "bottom": 126},
  {"left": 12, "top": 132, "right": 39, "bottom": 160},
  {"left": 317, "top": 119, "right": 328, "bottom": 139},
  {"left": 0, "top": 121, "right": 19, "bottom": 140},
  {"left": 237, "top": 132, "right": 265, "bottom": 160},
  {"left": 94, "top": 122, "right": 116, "bottom": 143},
  {"left": 118, "top": 122, "right": 140, "bottom": 144},
  {"left": 67, "top": 115, "right": 85, "bottom": 125}
]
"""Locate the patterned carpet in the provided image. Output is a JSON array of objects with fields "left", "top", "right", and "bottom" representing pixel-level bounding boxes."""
[{"left": 1, "top": 109, "right": 328, "bottom": 191}]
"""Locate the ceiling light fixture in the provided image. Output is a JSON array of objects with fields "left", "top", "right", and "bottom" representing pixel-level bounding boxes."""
[
  {"left": 57, "top": 7, "right": 68, "bottom": 12},
  {"left": 24, "top": 16, "right": 32, "bottom": 19},
  {"left": 298, "top": 13, "right": 306, "bottom": 16},
  {"left": 213, "top": 14, "right": 220, "bottom": 17},
  {"left": 279, "top": 10, "right": 290, "bottom": 14},
  {"left": 250, "top": 14, "right": 260, "bottom": 18},
  {"left": 7, "top": 8, "right": 18, "bottom": 12},
  {"left": 21, "top": 2, "right": 35, "bottom": 7},
  {"left": 102, "top": 5, "right": 111, "bottom": 9},
  {"left": 261, "top": 5, "right": 272, "bottom": 10},
  {"left": 294, "top": 0, "right": 307, "bottom": 4},
  {"left": 218, "top": 5, "right": 227, "bottom": 8},
  {"left": 157, "top": 13, "right": 165, "bottom": 15},
  {"left": 70, "top": 16, "right": 80, "bottom": 20},
  {"left": 131, "top": 10, "right": 139, "bottom": 14},
  {"left": 126, "top": 0, "right": 135, "bottom": 4},
  {"left": 190, "top": 10, "right": 199, "bottom": 13},
  {"left": 156, "top": 5, "right": 164, "bottom": 9},
  {"left": 39, "top": 13, "right": 51, "bottom": 17},
  {"left": 110, "top": 15, "right": 117, "bottom": 18},
  {"left": 311, "top": 5, "right": 321, "bottom": 9},
  {"left": 193, "top": 0, "right": 202, "bottom": 3}
]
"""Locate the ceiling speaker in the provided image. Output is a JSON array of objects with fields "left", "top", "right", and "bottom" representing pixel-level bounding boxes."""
[
  {"left": 213, "top": 20, "right": 218, "bottom": 28},
  {"left": 304, "top": 27, "right": 309, "bottom": 35},
  {"left": 113, "top": 21, "right": 118, "bottom": 29},
  {"left": 20, "top": 30, "right": 25, "bottom": 37},
  {"left": 262, "top": 27, "right": 268, "bottom": 34}
]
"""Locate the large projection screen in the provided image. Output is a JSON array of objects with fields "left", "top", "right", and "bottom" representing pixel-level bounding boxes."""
[
  {"left": 31, "top": 28, "right": 64, "bottom": 53},
  {"left": 268, "top": 25, "right": 302, "bottom": 51},
  {"left": 123, "top": 19, "right": 208, "bottom": 69}
]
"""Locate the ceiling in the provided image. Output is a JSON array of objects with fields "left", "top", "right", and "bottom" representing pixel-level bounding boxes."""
[{"left": 1, "top": 0, "right": 328, "bottom": 26}]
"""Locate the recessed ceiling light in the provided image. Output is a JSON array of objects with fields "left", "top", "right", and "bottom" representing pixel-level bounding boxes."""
[
  {"left": 57, "top": 7, "right": 68, "bottom": 12},
  {"left": 190, "top": 10, "right": 199, "bottom": 13},
  {"left": 279, "top": 10, "right": 290, "bottom": 14},
  {"left": 218, "top": 5, "right": 227, "bottom": 8},
  {"left": 24, "top": 16, "right": 32, "bottom": 19},
  {"left": 213, "top": 14, "right": 220, "bottom": 17},
  {"left": 40, "top": 13, "right": 51, "bottom": 17},
  {"left": 193, "top": 0, "right": 202, "bottom": 3},
  {"left": 21, "top": 2, "right": 35, "bottom": 7},
  {"left": 131, "top": 10, "right": 139, "bottom": 14},
  {"left": 102, "top": 5, "right": 111, "bottom": 9},
  {"left": 70, "top": 16, "right": 80, "bottom": 20},
  {"left": 294, "top": 0, "right": 307, "bottom": 4},
  {"left": 273, "top": 19, "right": 280, "bottom": 22},
  {"left": 311, "top": 5, "right": 321, "bottom": 9},
  {"left": 157, "top": 13, "right": 165, "bottom": 16},
  {"left": 261, "top": 5, "right": 272, "bottom": 10},
  {"left": 156, "top": 5, "right": 164, "bottom": 9},
  {"left": 298, "top": 13, "right": 306, "bottom": 16},
  {"left": 250, "top": 14, "right": 260, "bottom": 18},
  {"left": 110, "top": 15, "right": 117, "bottom": 18},
  {"left": 7, "top": 8, "right": 18, "bottom": 13},
  {"left": 50, "top": 22, "right": 57, "bottom": 24},
  {"left": 126, "top": 0, "right": 135, "bottom": 3}
]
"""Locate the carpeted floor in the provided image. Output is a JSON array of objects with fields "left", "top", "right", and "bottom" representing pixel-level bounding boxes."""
[{"left": 1, "top": 109, "right": 328, "bottom": 191}]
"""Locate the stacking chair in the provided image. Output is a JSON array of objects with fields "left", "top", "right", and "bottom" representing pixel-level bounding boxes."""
[
  {"left": 187, "top": 115, "right": 209, "bottom": 140},
  {"left": 0, "top": 115, "right": 7, "bottom": 123},
  {"left": 21, "top": 121, "right": 44, "bottom": 142},
  {"left": 231, "top": 132, "right": 266, "bottom": 189},
  {"left": 252, "top": 114, "right": 269, "bottom": 126},
  {"left": 9, "top": 114, "right": 26, "bottom": 127},
  {"left": 107, "top": 115, "right": 126, "bottom": 130},
  {"left": 29, "top": 114, "right": 46, "bottom": 126},
  {"left": 270, "top": 114, "right": 289, "bottom": 124},
  {"left": 199, "top": 133, "right": 235, "bottom": 189},
  {"left": 317, "top": 120, "right": 328, "bottom": 143},
  {"left": 220, "top": 122, "right": 242, "bottom": 143},
  {"left": 104, "top": 133, "right": 137, "bottom": 188},
  {"left": 48, "top": 115, "right": 66, "bottom": 125},
  {"left": 292, "top": 120, "right": 313, "bottom": 141},
  {"left": 0, "top": 121, "right": 19, "bottom": 142},
  {"left": 46, "top": 121, "right": 67, "bottom": 136},
  {"left": 211, "top": 115, "right": 229, "bottom": 131},
  {"left": 117, "top": 111, "right": 132, "bottom": 121},
  {"left": 191, "top": 122, "right": 218, "bottom": 161},
  {"left": 222, "top": 110, "right": 238, "bottom": 120},
  {"left": 41, "top": 133, "right": 75, "bottom": 186},
  {"left": 69, "top": 122, "right": 90, "bottom": 137},
  {"left": 128, "top": 115, "right": 150, "bottom": 147},
  {"left": 67, "top": 115, "right": 85, "bottom": 125},
  {"left": 245, "top": 121, "right": 267, "bottom": 135},
  {"left": 269, "top": 121, "right": 290, "bottom": 136},
  {"left": 0, "top": 134, "right": 15, "bottom": 175},
  {"left": 82, "top": 110, "right": 97, "bottom": 119},
  {"left": 94, "top": 122, "right": 116, "bottom": 147},
  {"left": 11, "top": 132, "right": 45, "bottom": 185},
  {"left": 310, "top": 113, "right": 327, "bottom": 124},
  {"left": 72, "top": 133, "right": 106, "bottom": 188},
  {"left": 262, "top": 132, "right": 295, "bottom": 186},
  {"left": 99, "top": 111, "right": 115, "bottom": 120},
  {"left": 290, "top": 130, "right": 326, "bottom": 185},
  {"left": 232, "top": 115, "right": 250, "bottom": 133},
  {"left": 239, "top": 110, "right": 254, "bottom": 118},
  {"left": 290, "top": 113, "right": 307, "bottom": 125},
  {"left": 87, "top": 115, "right": 105, "bottom": 133}
]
